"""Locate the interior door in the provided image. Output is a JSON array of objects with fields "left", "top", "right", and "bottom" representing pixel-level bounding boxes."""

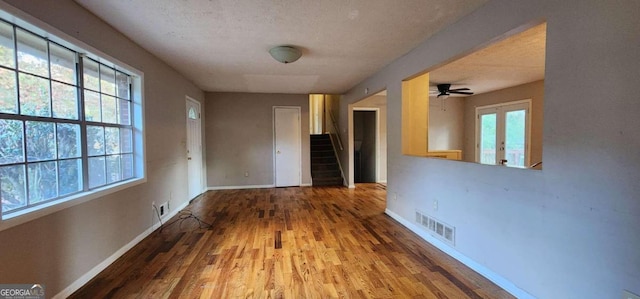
[
  {"left": 186, "top": 98, "right": 203, "bottom": 199},
  {"left": 476, "top": 101, "right": 530, "bottom": 167},
  {"left": 274, "top": 107, "right": 301, "bottom": 187}
]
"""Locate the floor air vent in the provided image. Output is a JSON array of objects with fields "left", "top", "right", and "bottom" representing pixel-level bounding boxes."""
[{"left": 415, "top": 210, "right": 455, "bottom": 246}]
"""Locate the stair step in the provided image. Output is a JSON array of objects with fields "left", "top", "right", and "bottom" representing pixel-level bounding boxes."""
[
  {"left": 310, "top": 134, "right": 343, "bottom": 187},
  {"left": 312, "top": 156, "right": 336, "bottom": 162},
  {"left": 312, "top": 163, "right": 339, "bottom": 171},
  {"left": 312, "top": 177, "right": 343, "bottom": 186},
  {"left": 312, "top": 170, "right": 341, "bottom": 178}
]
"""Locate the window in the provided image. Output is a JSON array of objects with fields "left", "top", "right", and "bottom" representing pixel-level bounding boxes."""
[
  {"left": 0, "top": 16, "right": 143, "bottom": 220},
  {"left": 476, "top": 100, "right": 531, "bottom": 168}
]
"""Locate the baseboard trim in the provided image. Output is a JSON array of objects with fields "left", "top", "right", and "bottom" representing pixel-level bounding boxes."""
[
  {"left": 300, "top": 183, "right": 312, "bottom": 187},
  {"left": 207, "top": 184, "right": 275, "bottom": 190},
  {"left": 384, "top": 209, "right": 535, "bottom": 299},
  {"left": 377, "top": 180, "right": 387, "bottom": 184},
  {"left": 53, "top": 201, "right": 189, "bottom": 299}
]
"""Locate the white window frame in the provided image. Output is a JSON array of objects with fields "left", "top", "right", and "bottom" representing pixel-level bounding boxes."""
[
  {"left": 475, "top": 99, "right": 531, "bottom": 168},
  {"left": 0, "top": 4, "right": 146, "bottom": 232}
]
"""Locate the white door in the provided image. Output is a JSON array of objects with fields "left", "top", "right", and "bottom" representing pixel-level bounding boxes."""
[
  {"left": 476, "top": 100, "right": 531, "bottom": 167},
  {"left": 274, "top": 107, "right": 301, "bottom": 187},
  {"left": 186, "top": 98, "right": 203, "bottom": 199}
]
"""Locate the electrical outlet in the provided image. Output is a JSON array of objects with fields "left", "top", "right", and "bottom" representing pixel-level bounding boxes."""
[
  {"left": 624, "top": 290, "right": 640, "bottom": 299},
  {"left": 433, "top": 200, "right": 438, "bottom": 211},
  {"left": 393, "top": 193, "right": 398, "bottom": 201},
  {"left": 159, "top": 202, "right": 167, "bottom": 217},
  {"left": 244, "top": 171, "right": 249, "bottom": 177}
]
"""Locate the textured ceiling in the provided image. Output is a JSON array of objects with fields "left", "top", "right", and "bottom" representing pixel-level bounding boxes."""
[
  {"left": 429, "top": 22, "right": 546, "bottom": 96},
  {"left": 75, "top": 0, "right": 488, "bottom": 94}
]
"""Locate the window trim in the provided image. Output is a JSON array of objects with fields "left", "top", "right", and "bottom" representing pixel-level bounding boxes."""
[
  {"left": 474, "top": 99, "right": 532, "bottom": 168},
  {"left": 0, "top": 3, "right": 146, "bottom": 232}
]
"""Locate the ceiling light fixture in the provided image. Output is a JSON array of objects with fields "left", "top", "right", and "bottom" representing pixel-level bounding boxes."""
[{"left": 269, "top": 46, "right": 302, "bottom": 64}]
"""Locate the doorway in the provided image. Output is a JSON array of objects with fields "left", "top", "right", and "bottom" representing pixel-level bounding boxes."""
[
  {"left": 353, "top": 110, "right": 377, "bottom": 183},
  {"left": 186, "top": 97, "right": 203, "bottom": 199},
  {"left": 274, "top": 106, "right": 301, "bottom": 187},
  {"left": 476, "top": 99, "right": 531, "bottom": 167}
]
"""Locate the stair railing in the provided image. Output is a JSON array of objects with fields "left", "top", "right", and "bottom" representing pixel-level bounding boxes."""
[{"left": 327, "top": 110, "right": 343, "bottom": 151}]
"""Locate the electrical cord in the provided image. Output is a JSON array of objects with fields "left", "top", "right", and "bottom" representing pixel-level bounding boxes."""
[{"left": 153, "top": 204, "right": 212, "bottom": 233}]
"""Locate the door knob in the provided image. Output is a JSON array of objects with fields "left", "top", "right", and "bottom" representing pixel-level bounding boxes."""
[
  {"left": 277, "top": 150, "right": 281, "bottom": 154},
  {"left": 187, "top": 157, "right": 192, "bottom": 160}
]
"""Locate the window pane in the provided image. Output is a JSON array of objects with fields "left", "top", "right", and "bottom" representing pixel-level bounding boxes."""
[
  {"left": 86, "top": 125, "right": 104, "bottom": 156},
  {"left": 26, "top": 121, "right": 55, "bottom": 162},
  {"left": 0, "top": 68, "right": 18, "bottom": 114},
  {"left": 101, "top": 94, "right": 116, "bottom": 123},
  {"left": 106, "top": 155, "right": 121, "bottom": 183},
  {"left": 50, "top": 43, "right": 76, "bottom": 85},
  {"left": 83, "top": 59, "right": 99, "bottom": 91},
  {"left": 115, "top": 71, "right": 129, "bottom": 100},
  {"left": 505, "top": 110, "right": 526, "bottom": 167},
  {"left": 52, "top": 82, "right": 78, "bottom": 119},
  {"left": 1, "top": 164, "right": 26, "bottom": 213},
  {"left": 100, "top": 65, "right": 115, "bottom": 96},
  {"left": 121, "top": 153, "right": 133, "bottom": 179},
  {"left": 120, "top": 128, "right": 132, "bottom": 153},
  {"left": 118, "top": 99, "right": 130, "bottom": 125},
  {"left": 88, "top": 156, "right": 105, "bottom": 188},
  {"left": 0, "top": 119, "right": 24, "bottom": 164},
  {"left": 56, "top": 123, "right": 81, "bottom": 159},
  {"left": 0, "top": 21, "right": 15, "bottom": 68},
  {"left": 105, "top": 127, "right": 120, "bottom": 154},
  {"left": 84, "top": 90, "right": 101, "bottom": 122},
  {"left": 27, "top": 161, "right": 57, "bottom": 203},
  {"left": 16, "top": 28, "right": 48, "bottom": 77},
  {"left": 19, "top": 73, "right": 51, "bottom": 117},
  {"left": 58, "top": 158, "right": 81, "bottom": 196},
  {"left": 480, "top": 114, "right": 497, "bottom": 165}
]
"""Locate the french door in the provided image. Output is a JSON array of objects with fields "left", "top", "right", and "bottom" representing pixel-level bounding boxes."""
[{"left": 476, "top": 100, "right": 531, "bottom": 168}]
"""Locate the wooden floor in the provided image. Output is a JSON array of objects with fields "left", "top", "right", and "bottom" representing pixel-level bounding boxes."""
[{"left": 71, "top": 184, "right": 514, "bottom": 299}]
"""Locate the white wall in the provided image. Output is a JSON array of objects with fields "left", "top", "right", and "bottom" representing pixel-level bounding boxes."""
[
  {"left": 205, "top": 92, "right": 311, "bottom": 188},
  {"left": 339, "top": 0, "right": 640, "bottom": 298},
  {"left": 0, "top": 0, "right": 205, "bottom": 296}
]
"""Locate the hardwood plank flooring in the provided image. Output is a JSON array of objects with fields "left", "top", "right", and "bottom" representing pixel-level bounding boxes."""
[{"left": 70, "top": 184, "right": 514, "bottom": 299}]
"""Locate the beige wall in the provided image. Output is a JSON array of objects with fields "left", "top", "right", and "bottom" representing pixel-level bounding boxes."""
[
  {"left": 205, "top": 92, "right": 311, "bottom": 188},
  {"left": 0, "top": 0, "right": 205, "bottom": 296},
  {"left": 429, "top": 96, "right": 465, "bottom": 151},
  {"left": 463, "top": 80, "right": 544, "bottom": 163}
]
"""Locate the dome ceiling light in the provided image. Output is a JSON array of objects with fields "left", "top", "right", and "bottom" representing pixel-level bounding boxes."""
[{"left": 269, "top": 46, "right": 302, "bottom": 64}]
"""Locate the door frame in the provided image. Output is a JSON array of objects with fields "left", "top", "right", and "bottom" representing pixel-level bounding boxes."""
[
  {"left": 350, "top": 107, "right": 380, "bottom": 185},
  {"left": 272, "top": 106, "right": 302, "bottom": 187},
  {"left": 186, "top": 96, "right": 204, "bottom": 199},
  {"left": 475, "top": 99, "right": 532, "bottom": 167}
]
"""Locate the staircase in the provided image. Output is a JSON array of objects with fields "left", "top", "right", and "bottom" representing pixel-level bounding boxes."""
[{"left": 310, "top": 134, "right": 343, "bottom": 186}]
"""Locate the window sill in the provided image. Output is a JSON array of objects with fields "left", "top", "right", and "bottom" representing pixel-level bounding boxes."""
[{"left": 0, "top": 177, "right": 146, "bottom": 232}]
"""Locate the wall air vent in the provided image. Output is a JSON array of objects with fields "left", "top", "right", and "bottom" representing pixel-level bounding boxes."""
[{"left": 415, "top": 210, "right": 455, "bottom": 246}]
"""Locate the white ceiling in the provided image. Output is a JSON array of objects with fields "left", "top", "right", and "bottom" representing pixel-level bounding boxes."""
[
  {"left": 74, "top": 0, "right": 489, "bottom": 94},
  {"left": 429, "top": 22, "right": 546, "bottom": 96}
]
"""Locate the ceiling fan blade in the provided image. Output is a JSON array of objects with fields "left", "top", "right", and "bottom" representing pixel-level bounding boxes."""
[
  {"left": 449, "top": 91, "right": 474, "bottom": 95},
  {"left": 449, "top": 88, "right": 470, "bottom": 91}
]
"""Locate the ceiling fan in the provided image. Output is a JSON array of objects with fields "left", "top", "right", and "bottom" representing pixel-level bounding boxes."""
[{"left": 434, "top": 83, "right": 474, "bottom": 98}]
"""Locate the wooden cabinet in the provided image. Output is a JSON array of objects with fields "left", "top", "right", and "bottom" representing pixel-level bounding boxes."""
[{"left": 424, "top": 150, "right": 462, "bottom": 161}]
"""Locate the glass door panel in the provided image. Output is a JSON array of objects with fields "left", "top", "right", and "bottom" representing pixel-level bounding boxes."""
[
  {"left": 479, "top": 112, "right": 497, "bottom": 165},
  {"left": 504, "top": 109, "right": 526, "bottom": 167}
]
